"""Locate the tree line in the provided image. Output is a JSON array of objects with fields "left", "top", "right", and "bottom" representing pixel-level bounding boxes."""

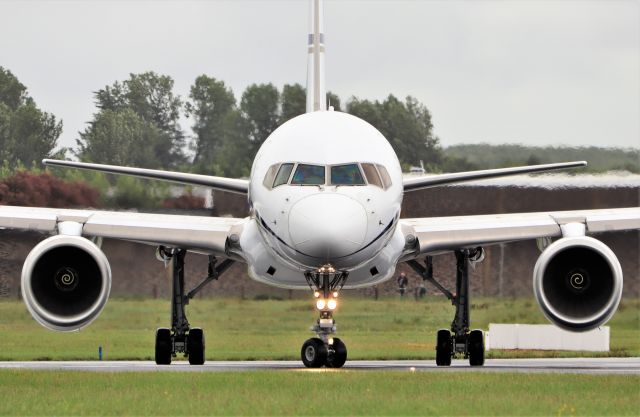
[
  {"left": 1, "top": 67, "right": 443, "bottom": 177},
  {"left": 1, "top": 66, "right": 637, "bottom": 183}
]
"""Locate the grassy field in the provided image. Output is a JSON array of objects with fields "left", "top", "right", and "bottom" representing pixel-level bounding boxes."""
[
  {"left": 0, "top": 297, "right": 638, "bottom": 361},
  {"left": 0, "top": 370, "right": 638, "bottom": 416}
]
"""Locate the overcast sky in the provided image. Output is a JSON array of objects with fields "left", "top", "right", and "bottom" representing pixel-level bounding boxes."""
[{"left": 1, "top": 0, "right": 638, "bottom": 150}]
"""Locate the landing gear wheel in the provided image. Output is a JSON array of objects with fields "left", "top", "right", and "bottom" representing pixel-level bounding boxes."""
[
  {"left": 326, "top": 338, "right": 347, "bottom": 368},
  {"left": 301, "top": 337, "right": 328, "bottom": 368},
  {"left": 468, "top": 329, "right": 485, "bottom": 366},
  {"left": 155, "top": 328, "right": 172, "bottom": 365},
  {"left": 435, "top": 329, "right": 452, "bottom": 367},
  {"left": 187, "top": 328, "right": 205, "bottom": 365}
]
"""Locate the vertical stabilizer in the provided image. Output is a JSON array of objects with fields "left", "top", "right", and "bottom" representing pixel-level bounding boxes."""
[{"left": 306, "top": 0, "right": 326, "bottom": 112}]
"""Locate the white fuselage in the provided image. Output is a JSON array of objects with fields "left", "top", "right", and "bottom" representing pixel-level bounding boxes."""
[{"left": 238, "top": 111, "right": 408, "bottom": 289}]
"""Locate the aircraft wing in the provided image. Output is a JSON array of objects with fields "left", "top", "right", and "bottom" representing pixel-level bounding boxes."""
[
  {"left": 43, "top": 159, "right": 249, "bottom": 195},
  {"left": 403, "top": 161, "right": 586, "bottom": 192},
  {"left": 0, "top": 205, "right": 247, "bottom": 257},
  {"left": 399, "top": 207, "right": 640, "bottom": 258}
]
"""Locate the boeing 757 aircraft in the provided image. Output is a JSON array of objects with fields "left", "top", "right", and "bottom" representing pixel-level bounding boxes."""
[{"left": 1, "top": 0, "right": 638, "bottom": 368}]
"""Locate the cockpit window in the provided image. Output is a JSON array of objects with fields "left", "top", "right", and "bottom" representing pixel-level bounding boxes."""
[
  {"left": 263, "top": 164, "right": 279, "bottom": 189},
  {"left": 330, "top": 164, "right": 365, "bottom": 185},
  {"left": 376, "top": 164, "right": 392, "bottom": 189},
  {"left": 291, "top": 164, "right": 325, "bottom": 185},
  {"left": 361, "top": 163, "right": 383, "bottom": 188},
  {"left": 273, "top": 163, "right": 294, "bottom": 187}
]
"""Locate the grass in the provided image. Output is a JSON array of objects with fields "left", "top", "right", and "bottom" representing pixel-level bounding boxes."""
[
  {"left": 0, "top": 297, "right": 638, "bottom": 361},
  {"left": 0, "top": 370, "right": 638, "bottom": 416}
]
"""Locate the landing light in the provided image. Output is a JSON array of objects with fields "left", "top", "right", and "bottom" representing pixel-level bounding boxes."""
[
  {"left": 314, "top": 291, "right": 320, "bottom": 298},
  {"left": 327, "top": 299, "right": 337, "bottom": 310},
  {"left": 316, "top": 299, "right": 326, "bottom": 310},
  {"left": 332, "top": 291, "right": 339, "bottom": 298}
]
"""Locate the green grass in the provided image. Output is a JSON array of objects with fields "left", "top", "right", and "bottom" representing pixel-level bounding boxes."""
[
  {"left": 0, "top": 297, "right": 638, "bottom": 361},
  {"left": 0, "top": 370, "right": 638, "bottom": 416}
]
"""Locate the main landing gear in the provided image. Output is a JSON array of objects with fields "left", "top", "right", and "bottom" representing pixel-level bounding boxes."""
[
  {"left": 408, "top": 249, "right": 486, "bottom": 367},
  {"left": 301, "top": 265, "right": 349, "bottom": 368},
  {"left": 154, "top": 247, "right": 234, "bottom": 365}
]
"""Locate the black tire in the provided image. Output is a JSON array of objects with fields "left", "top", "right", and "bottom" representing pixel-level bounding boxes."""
[
  {"left": 188, "top": 328, "right": 205, "bottom": 365},
  {"left": 326, "top": 338, "right": 347, "bottom": 368},
  {"left": 435, "top": 329, "right": 452, "bottom": 366},
  {"left": 155, "top": 328, "right": 172, "bottom": 365},
  {"left": 468, "top": 329, "right": 485, "bottom": 366},
  {"left": 301, "top": 338, "right": 328, "bottom": 368}
]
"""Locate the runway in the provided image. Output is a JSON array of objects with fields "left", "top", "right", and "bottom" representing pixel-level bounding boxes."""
[{"left": 0, "top": 358, "right": 638, "bottom": 374}]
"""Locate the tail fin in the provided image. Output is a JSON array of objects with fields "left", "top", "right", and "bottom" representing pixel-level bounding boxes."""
[{"left": 306, "top": 0, "right": 326, "bottom": 112}]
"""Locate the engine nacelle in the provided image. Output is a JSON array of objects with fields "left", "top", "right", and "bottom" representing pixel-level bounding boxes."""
[
  {"left": 533, "top": 236, "right": 622, "bottom": 332},
  {"left": 21, "top": 235, "right": 111, "bottom": 332}
]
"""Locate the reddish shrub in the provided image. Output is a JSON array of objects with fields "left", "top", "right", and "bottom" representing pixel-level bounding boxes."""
[
  {"left": 0, "top": 172, "right": 101, "bottom": 208},
  {"left": 162, "top": 193, "right": 205, "bottom": 210}
]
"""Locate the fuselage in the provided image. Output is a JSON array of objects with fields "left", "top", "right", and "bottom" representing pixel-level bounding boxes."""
[{"left": 238, "top": 111, "right": 408, "bottom": 289}]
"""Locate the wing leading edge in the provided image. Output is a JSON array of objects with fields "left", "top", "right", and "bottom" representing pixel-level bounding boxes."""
[
  {"left": 43, "top": 159, "right": 249, "bottom": 195},
  {"left": 403, "top": 161, "right": 587, "bottom": 192},
  {"left": 400, "top": 207, "right": 640, "bottom": 259},
  {"left": 0, "top": 205, "right": 247, "bottom": 257}
]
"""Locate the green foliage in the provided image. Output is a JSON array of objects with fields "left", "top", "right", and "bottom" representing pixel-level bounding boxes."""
[
  {"left": 347, "top": 95, "right": 443, "bottom": 170},
  {"left": 77, "top": 108, "right": 164, "bottom": 167},
  {"left": 78, "top": 72, "right": 185, "bottom": 168},
  {"left": 279, "top": 83, "right": 306, "bottom": 124},
  {"left": 109, "top": 175, "right": 170, "bottom": 209},
  {"left": 445, "top": 144, "right": 640, "bottom": 173},
  {"left": 0, "top": 67, "right": 63, "bottom": 169},
  {"left": 186, "top": 75, "right": 237, "bottom": 171},
  {"left": 240, "top": 83, "right": 280, "bottom": 153},
  {"left": 326, "top": 90, "right": 341, "bottom": 111}
]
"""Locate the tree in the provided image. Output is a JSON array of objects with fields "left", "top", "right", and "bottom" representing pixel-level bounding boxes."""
[
  {"left": 346, "top": 94, "right": 442, "bottom": 170},
  {"left": 76, "top": 108, "right": 163, "bottom": 167},
  {"left": 186, "top": 75, "right": 236, "bottom": 170},
  {"left": 279, "top": 83, "right": 306, "bottom": 125},
  {"left": 345, "top": 97, "right": 383, "bottom": 128},
  {"left": 81, "top": 72, "right": 185, "bottom": 167},
  {"left": 326, "top": 91, "right": 341, "bottom": 111},
  {"left": 240, "top": 83, "right": 280, "bottom": 153},
  {"left": 0, "top": 67, "right": 63, "bottom": 169}
]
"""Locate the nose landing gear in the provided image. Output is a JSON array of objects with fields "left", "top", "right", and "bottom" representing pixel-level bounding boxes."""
[{"left": 301, "top": 265, "right": 349, "bottom": 368}]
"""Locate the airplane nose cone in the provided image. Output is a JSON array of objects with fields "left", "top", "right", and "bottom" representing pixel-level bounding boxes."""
[{"left": 288, "top": 193, "right": 368, "bottom": 259}]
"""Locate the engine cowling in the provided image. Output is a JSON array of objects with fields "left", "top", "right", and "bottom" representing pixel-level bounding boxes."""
[
  {"left": 533, "top": 236, "right": 623, "bottom": 331},
  {"left": 21, "top": 235, "right": 111, "bottom": 332}
]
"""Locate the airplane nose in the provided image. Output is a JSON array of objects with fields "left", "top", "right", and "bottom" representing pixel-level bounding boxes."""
[{"left": 288, "top": 193, "right": 368, "bottom": 259}]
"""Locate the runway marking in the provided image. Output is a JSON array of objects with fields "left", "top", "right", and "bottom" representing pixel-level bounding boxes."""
[{"left": 0, "top": 358, "right": 637, "bottom": 375}]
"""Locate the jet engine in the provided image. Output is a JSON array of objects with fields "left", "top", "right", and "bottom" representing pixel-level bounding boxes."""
[
  {"left": 21, "top": 235, "right": 111, "bottom": 332},
  {"left": 533, "top": 236, "right": 622, "bottom": 331}
]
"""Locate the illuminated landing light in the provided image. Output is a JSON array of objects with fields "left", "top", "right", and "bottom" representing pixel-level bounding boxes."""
[
  {"left": 327, "top": 298, "right": 337, "bottom": 310},
  {"left": 316, "top": 299, "right": 326, "bottom": 310}
]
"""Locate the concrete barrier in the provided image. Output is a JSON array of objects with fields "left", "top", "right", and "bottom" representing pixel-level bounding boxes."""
[{"left": 486, "top": 324, "right": 609, "bottom": 351}]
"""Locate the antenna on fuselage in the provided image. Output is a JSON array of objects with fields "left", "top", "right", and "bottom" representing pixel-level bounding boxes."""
[{"left": 306, "top": 0, "right": 326, "bottom": 113}]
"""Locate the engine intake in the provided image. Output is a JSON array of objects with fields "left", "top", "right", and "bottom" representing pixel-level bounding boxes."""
[
  {"left": 533, "top": 236, "right": 622, "bottom": 331},
  {"left": 21, "top": 235, "right": 111, "bottom": 331}
]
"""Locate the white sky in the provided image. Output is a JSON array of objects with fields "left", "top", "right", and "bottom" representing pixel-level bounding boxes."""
[{"left": 1, "top": 0, "right": 638, "bottom": 150}]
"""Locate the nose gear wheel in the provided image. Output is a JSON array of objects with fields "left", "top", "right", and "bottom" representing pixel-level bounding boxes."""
[{"left": 300, "top": 265, "right": 349, "bottom": 368}]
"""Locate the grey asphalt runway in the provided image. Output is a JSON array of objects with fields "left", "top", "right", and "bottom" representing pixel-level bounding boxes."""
[{"left": 0, "top": 358, "right": 637, "bottom": 374}]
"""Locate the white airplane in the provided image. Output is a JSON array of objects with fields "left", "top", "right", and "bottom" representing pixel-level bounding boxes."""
[{"left": 1, "top": 0, "right": 638, "bottom": 368}]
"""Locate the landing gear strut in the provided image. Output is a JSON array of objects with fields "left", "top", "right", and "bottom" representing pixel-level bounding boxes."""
[
  {"left": 155, "top": 247, "right": 233, "bottom": 365},
  {"left": 301, "top": 265, "right": 349, "bottom": 368},
  {"left": 408, "top": 249, "right": 485, "bottom": 366}
]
